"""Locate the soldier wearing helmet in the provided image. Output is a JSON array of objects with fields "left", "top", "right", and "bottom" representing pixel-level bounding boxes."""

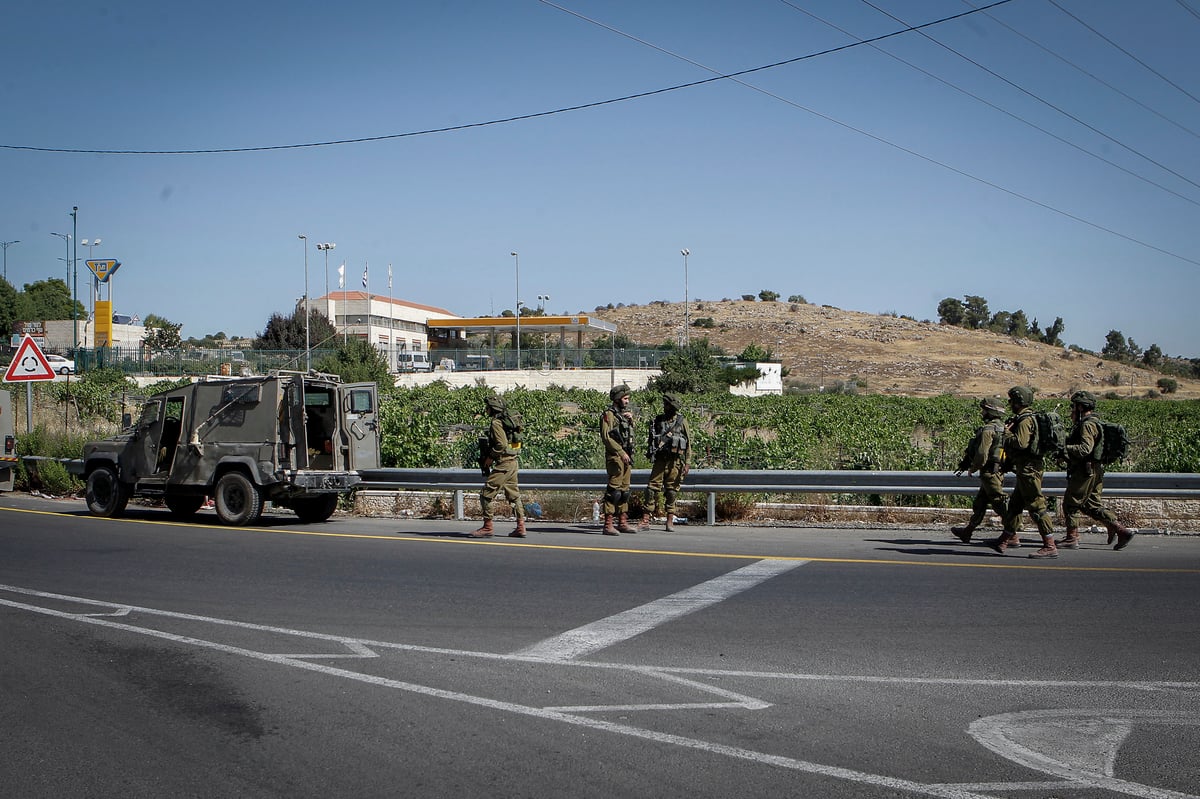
[
  {"left": 599, "top": 384, "right": 637, "bottom": 534},
  {"left": 642, "top": 393, "right": 692, "bottom": 532},
  {"left": 471, "top": 394, "right": 526, "bottom": 538},
  {"left": 991, "top": 385, "right": 1058, "bottom": 558},
  {"left": 1056, "top": 390, "right": 1133, "bottom": 551},
  {"left": 950, "top": 397, "right": 1008, "bottom": 544}
]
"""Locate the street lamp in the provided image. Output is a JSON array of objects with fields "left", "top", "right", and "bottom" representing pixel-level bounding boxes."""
[
  {"left": 299, "top": 234, "right": 309, "bottom": 371},
  {"left": 537, "top": 294, "right": 550, "bottom": 365},
  {"left": 81, "top": 238, "right": 102, "bottom": 320},
  {"left": 680, "top": 248, "right": 690, "bottom": 346},
  {"left": 51, "top": 232, "right": 72, "bottom": 285},
  {"left": 510, "top": 251, "right": 520, "bottom": 369},
  {"left": 0, "top": 240, "right": 19, "bottom": 283},
  {"left": 316, "top": 242, "right": 336, "bottom": 301}
]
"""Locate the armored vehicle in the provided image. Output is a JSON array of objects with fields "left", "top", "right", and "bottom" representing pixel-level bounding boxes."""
[{"left": 82, "top": 371, "right": 379, "bottom": 526}]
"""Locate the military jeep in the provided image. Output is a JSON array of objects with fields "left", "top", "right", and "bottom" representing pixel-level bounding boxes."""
[{"left": 82, "top": 371, "right": 379, "bottom": 526}]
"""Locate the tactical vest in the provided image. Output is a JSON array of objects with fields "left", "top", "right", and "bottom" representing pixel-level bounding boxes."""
[
  {"left": 604, "top": 405, "right": 634, "bottom": 454},
  {"left": 649, "top": 413, "right": 689, "bottom": 459}
]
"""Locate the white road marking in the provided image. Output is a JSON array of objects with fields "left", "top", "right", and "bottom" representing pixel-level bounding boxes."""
[
  {"left": 3, "top": 582, "right": 1198, "bottom": 799},
  {"left": 969, "top": 710, "right": 1200, "bottom": 799},
  {"left": 513, "top": 558, "right": 806, "bottom": 661}
]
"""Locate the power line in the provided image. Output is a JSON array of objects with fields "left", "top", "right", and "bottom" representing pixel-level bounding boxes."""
[
  {"left": 0, "top": 1, "right": 1015, "bottom": 156},
  {"left": 1049, "top": 0, "right": 1200, "bottom": 107},
  {"left": 544, "top": 0, "right": 1200, "bottom": 268},
  {"left": 774, "top": 0, "right": 1200, "bottom": 208}
]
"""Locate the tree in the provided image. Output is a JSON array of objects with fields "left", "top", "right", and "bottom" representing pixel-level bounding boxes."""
[
  {"left": 17, "top": 278, "right": 83, "bottom": 321},
  {"left": 1102, "top": 330, "right": 1128, "bottom": 360},
  {"left": 649, "top": 339, "right": 737, "bottom": 394},
  {"left": 143, "top": 314, "right": 182, "bottom": 350},
  {"left": 254, "top": 308, "right": 336, "bottom": 350},
  {"left": 988, "top": 311, "right": 1012, "bottom": 335},
  {"left": 758, "top": 290, "right": 780, "bottom": 302},
  {"left": 314, "top": 339, "right": 390, "bottom": 384},
  {"left": 787, "top": 294, "right": 807, "bottom": 304},
  {"left": 1007, "top": 309, "right": 1030, "bottom": 338},
  {"left": 1142, "top": 344, "right": 1164, "bottom": 368},
  {"left": 936, "top": 297, "right": 965, "bottom": 326},
  {"left": 738, "top": 343, "right": 776, "bottom": 362},
  {"left": 0, "top": 277, "right": 18, "bottom": 337},
  {"left": 1041, "top": 317, "right": 1065, "bottom": 347},
  {"left": 963, "top": 295, "right": 990, "bottom": 329}
]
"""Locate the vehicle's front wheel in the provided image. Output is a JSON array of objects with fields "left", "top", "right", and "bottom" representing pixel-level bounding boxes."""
[
  {"left": 165, "top": 494, "right": 205, "bottom": 519},
  {"left": 86, "top": 465, "right": 128, "bottom": 518},
  {"left": 292, "top": 494, "right": 339, "bottom": 524},
  {"left": 213, "top": 472, "right": 262, "bottom": 526}
]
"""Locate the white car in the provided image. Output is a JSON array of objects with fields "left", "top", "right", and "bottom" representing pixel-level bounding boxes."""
[{"left": 46, "top": 354, "right": 76, "bottom": 375}]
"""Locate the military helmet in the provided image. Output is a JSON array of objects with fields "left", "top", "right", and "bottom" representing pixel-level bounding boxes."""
[
  {"left": 980, "top": 396, "right": 1006, "bottom": 419},
  {"left": 609, "top": 384, "right": 631, "bottom": 402},
  {"left": 1070, "top": 390, "right": 1097, "bottom": 409},
  {"left": 662, "top": 393, "right": 681, "bottom": 410},
  {"left": 484, "top": 394, "right": 506, "bottom": 413},
  {"left": 1007, "top": 386, "right": 1034, "bottom": 407}
]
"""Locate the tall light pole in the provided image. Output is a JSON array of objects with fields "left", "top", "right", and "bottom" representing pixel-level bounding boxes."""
[
  {"left": 680, "top": 248, "right": 690, "bottom": 346},
  {"left": 1, "top": 240, "right": 18, "bottom": 283},
  {"left": 316, "top": 242, "right": 335, "bottom": 304},
  {"left": 81, "top": 237, "right": 102, "bottom": 324},
  {"left": 538, "top": 294, "right": 550, "bottom": 365},
  {"left": 510, "top": 251, "right": 520, "bottom": 370},
  {"left": 71, "top": 207, "right": 78, "bottom": 352},
  {"left": 51, "top": 232, "right": 72, "bottom": 285},
  {"left": 299, "top": 234, "right": 309, "bottom": 371}
]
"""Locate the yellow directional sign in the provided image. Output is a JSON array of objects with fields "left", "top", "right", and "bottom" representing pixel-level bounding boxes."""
[{"left": 87, "top": 259, "right": 121, "bottom": 283}]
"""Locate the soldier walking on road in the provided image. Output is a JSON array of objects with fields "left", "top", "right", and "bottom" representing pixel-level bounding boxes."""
[
  {"left": 600, "top": 384, "right": 636, "bottom": 535},
  {"left": 991, "top": 386, "right": 1058, "bottom": 559},
  {"left": 642, "top": 393, "right": 692, "bottom": 532},
  {"left": 1056, "top": 390, "right": 1134, "bottom": 551},
  {"left": 472, "top": 394, "right": 526, "bottom": 539},
  {"left": 951, "top": 397, "right": 1008, "bottom": 544}
]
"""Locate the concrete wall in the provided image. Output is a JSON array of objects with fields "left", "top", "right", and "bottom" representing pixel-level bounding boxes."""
[{"left": 391, "top": 368, "right": 661, "bottom": 393}]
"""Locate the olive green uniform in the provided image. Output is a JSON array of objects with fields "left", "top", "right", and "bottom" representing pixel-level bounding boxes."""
[
  {"left": 480, "top": 414, "right": 524, "bottom": 522},
  {"left": 1001, "top": 409, "right": 1055, "bottom": 538},
  {"left": 1063, "top": 413, "right": 1119, "bottom": 530},
  {"left": 955, "top": 417, "right": 1007, "bottom": 535},
  {"left": 646, "top": 405, "right": 692, "bottom": 520},
  {"left": 601, "top": 401, "right": 635, "bottom": 515}
]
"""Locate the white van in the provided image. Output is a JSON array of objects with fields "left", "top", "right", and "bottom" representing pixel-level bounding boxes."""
[{"left": 396, "top": 352, "right": 432, "bottom": 372}]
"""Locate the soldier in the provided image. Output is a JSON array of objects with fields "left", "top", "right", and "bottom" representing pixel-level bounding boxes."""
[
  {"left": 991, "top": 386, "right": 1058, "bottom": 558},
  {"left": 951, "top": 397, "right": 1008, "bottom": 544},
  {"left": 472, "top": 394, "right": 526, "bottom": 539},
  {"left": 642, "top": 393, "right": 692, "bottom": 532},
  {"left": 1056, "top": 390, "right": 1134, "bottom": 551},
  {"left": 600, "top": 384, "right": 636, "bottom": 535}
]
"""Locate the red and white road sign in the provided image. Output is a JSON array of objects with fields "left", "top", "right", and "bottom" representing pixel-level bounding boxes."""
[{"left": 3, "top": 335, "right": 57, "bottom": 382}]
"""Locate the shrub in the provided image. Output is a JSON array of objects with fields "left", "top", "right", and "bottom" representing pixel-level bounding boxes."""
[
  {"left": 1157, "top": 377, "right": 1178, "bottom": 394},
  {"left": 715, "top": 492, "right": 759, "bottom": 521},
  {"left": 741, "top": 294, "right": 756, "bottom": 301},
  {"left": 788, "top": 295, "right": 807, "bottom": 304}
]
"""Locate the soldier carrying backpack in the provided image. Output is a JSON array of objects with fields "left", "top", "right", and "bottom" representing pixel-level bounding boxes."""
[
  {"left": 1055, "top": 391, "right": 1134, "bottom": 551},
  {"left": 991, "top": 386, "right": 1059, "bottom": 558},
  {"left": 951, "top": 397, "right": 1009, "bottom": 544}
]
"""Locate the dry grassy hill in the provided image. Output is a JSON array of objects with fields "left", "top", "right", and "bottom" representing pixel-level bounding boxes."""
[{"left": 590, "top": 299, "right": 1200, "bottom": 400}]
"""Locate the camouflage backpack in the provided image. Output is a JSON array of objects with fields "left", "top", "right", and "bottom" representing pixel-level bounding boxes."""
[
  {"left": 1031, "top": 409, "right": 1066, "bottom": 460},
  {"left": 1093, "top": 418, "right": 1130, "bottom": 465}
]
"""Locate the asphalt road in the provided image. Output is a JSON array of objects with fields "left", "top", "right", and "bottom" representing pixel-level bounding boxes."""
[{"left": 2, "top": 494, "right": 1198, "bottom": 799}]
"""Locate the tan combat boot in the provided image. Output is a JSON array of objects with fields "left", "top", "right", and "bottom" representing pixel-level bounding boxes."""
[
  {"left": 1028, "top": 535, "right": 1059, "bottom": 559},
  {"left": 950, "top": 525, "right": 974, "bottom": 544},
  {"left": 617, "top": 512, "right": 636, "bottom": 534},
  {"left": 602, "top": 514, "right": 619, "bottom": 536},
  {"left": 1108, "top": 522, "right": 1135, "bottom": 551},
  {"left": 471, "top": 519, "right": 494, "bottom": 538},
  {"left": 1056, "top": 527, "right": 1080, "bottom": 549},
  {"left": 509, "top": 517, "right": 527, "bottom": 538}
]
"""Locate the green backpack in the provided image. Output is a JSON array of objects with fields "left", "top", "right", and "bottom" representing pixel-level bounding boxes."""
[
  {"left": 1031, "top": 410, "right": 1066, "bottom": 460},
  {"left": 1094, "top": 418, "right": 1130, "bottom": 465}
]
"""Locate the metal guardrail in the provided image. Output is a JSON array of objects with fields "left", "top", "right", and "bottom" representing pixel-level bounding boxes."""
[
  {"left": 358, "top": 468, "right": 1200, "bottom": 524},
  {"left": 12, "top": 458, "right": 1197, "bottom": 524}
]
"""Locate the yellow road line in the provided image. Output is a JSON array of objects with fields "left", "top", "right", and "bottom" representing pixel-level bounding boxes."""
[{"left": 3, "top": 505, "right": 1198, "bottom": 574}]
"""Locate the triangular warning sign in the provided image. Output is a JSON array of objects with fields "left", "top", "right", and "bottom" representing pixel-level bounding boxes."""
[{"left": 4, "top": 335, "right": 58, "bottom": 382}]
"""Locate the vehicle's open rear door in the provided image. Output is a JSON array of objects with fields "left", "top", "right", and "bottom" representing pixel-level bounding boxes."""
[{"left": 339, "top": 382, "right": 380, "bottom": 470}]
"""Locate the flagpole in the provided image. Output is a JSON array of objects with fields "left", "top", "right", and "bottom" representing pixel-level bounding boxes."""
[{"left": 363, "top": 261, "right": 370, "bottom": 351}]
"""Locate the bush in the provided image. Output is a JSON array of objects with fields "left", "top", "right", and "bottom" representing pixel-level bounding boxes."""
[
  {"left": 741, "top": 294, "right": 756, "bottom": 301},
  {"left": 1157, "top": 377, "right": 1178, "bottom": 394},
  {"left": 788, "top": 295, "right": 807, "bottom": 304},
  {"left": 692, "top": 317, "right": 716, "bottom": 328}
]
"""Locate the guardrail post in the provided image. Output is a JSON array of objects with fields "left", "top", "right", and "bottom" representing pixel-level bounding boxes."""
[
  {"left": 454, "top": 489, "right": 464, "bottom": 521},
  {"left": 707, "top": 492, "right": 716, "bottom": 525}
]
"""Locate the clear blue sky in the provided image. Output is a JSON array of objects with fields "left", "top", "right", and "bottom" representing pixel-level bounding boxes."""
[{"left": 4, "top": 0, "right": 1199, "bottom": 356}]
